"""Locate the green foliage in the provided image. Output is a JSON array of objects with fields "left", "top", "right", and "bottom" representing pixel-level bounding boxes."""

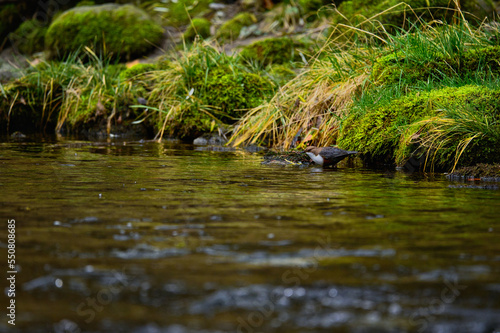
[
  {"left": 0, "top": 59, "right": 82, "bottom": 133},
  {"left": 338, "top": 85, "right": 500, "bottom": 169},
  {"left": 398, "top": 91, "right": 500, "bottom": 169},
  {"left": 183, "top": 18, "right": 211, "bottom": 41},
  {"left": 45, "top": 4, "right": 164, "bottom": 61},
  {"left": 240, "top": 37, "right": 305, "bottom": 66},
  {"left": 144, "top": 0, "right": 212, "bottom": 27},
  {"left": 190, "top": 67, "right": 272, "bottom": 121},
  {"left": 0, "top": 51, "right": 147, "bottom": 135},
  {"left": 216, "top": 12, "right": 257, "bottom": 42},
  {"left": 373, "top": 28, "right": 500, "bottom": 85},
  {"left": 9, "top": 19, "right": 48, "bottom": 55},
  {"left": 298, "top": 0, "right": 329, "bottom": 13},
  {"left": 119, "top": 63, "right": 158, "bottom": 81},
  {"left": 267, "top": 64, "right": 297, "bottom": 86},
  {"left": 334, "top": 0, "right": 494, "bottom": 33},
  {"left": 146, "top": 43, "right": 274, "bottom": 139}
]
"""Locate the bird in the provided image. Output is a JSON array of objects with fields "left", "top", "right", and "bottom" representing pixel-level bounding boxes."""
[{"left": 304, "top": 146, "right": 358, "bottom": 167}]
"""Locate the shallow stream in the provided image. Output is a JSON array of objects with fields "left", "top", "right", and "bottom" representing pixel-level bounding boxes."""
[{"left": 0, "top": 140, "right": 499, "bottom": 333}]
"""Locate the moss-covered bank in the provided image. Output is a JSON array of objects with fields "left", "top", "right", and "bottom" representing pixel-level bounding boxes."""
[{"left": 338, "top": 85, "right": 500, "bottom": 169}]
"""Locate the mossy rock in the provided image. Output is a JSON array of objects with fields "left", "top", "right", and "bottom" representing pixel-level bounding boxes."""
[
  {"left": 45, "top": 4, "right": 164, "bottom": 60},
  {"left": 183, "top": 18, "right": 211, "bottom": 41},
  {"left": 189, "top": 66, "right": 273, "bottom": 120},
  {"left": 216, "top": 12, "right": 257, "bottom": 42},
  {"left": 372, "top": 45, "right": 500, "bottom": 85},
  {"left": 119, "top": 63, "right": 158, "bottom": 81},
  {"left": 157, "top": 62, "right": 274, "bottom": 139},
  {"left": 9, "top": 19, "right": 48, "bottom": 55},
  {"left": 334, "top": 0, "right": 495, "bottom": 33},
  {"left": 338, "top": 85, "right": 500, "bottom": 169},
  {"left": 153, "top": 0, "right": 212, "bottom": 27},
  {"left": 240, "top": 37, "right": 306, "bottom": 66}
]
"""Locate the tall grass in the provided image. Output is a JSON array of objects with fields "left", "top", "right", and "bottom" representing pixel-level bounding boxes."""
[
  {"left": 2, "top": 48, "right": 126, "bottom": 134},
  {"left": 229, "top": 4, "right": 500, "bottom": 169},
  {"left": 57, "top": 48, "right": 125, "bottom": 134},
  {"left": 144, "top": 41, "right": 274, "bottom": 140},
  {"left": 229, "top": 40, "right": 375, "bottom": 149},
  {"left": 398, "top": 98, "right": 500, "bottom": 171}
]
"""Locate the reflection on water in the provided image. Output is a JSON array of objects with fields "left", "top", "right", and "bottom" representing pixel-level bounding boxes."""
[{"left": 0, "top": 140, "right": 499, "bottom": 333}]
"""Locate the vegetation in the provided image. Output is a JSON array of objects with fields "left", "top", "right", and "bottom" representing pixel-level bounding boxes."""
[
  {"left": 216, "top": 12, "right": 257, "bottom": 42},
  {"left": 9, "top": 19, "right": 48, "bottom": 55},
  {"left": 144, "top": 43, "right": 274, "bottom": 139},
  {"left": 142, "top": 0, "right": 212, "bottom": 27},
  {"left": 45, "top": 4, "right": 164, "bottom": 60},
  {"left": 240, "top": 37, "right": 307, "bottom": 66},
  {"left": 338, "top": 86, "right": 500, "bottom": 169},
  {"left": 332, "top": 0, "right": 495, "bottom": 33},
  {"left": 229, "top": 4, "right": 500, "bottom": 171},
  {"left": 183, "top": 18, "right": 212, "bottom": 42},
  {"left": 0, "top": 50, "right": 132, "bottom": 134}
]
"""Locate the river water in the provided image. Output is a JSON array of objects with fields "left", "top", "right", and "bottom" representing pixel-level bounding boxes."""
[{"left": 0, "top": 139, "right": 499, "bottom": 333}]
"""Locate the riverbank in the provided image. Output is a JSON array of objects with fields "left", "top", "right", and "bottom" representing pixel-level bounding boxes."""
[{"left": 1, "top": 0, "right": 500, "bottom": 173}]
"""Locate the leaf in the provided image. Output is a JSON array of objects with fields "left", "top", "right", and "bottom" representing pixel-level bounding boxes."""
[
  {"left": 303, "top": 133, "right": 314, "bottom": 142},
  {"left": 131, "top": 118, "right": 146, "bottom": 125}
]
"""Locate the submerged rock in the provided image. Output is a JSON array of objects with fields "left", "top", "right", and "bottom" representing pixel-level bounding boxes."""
[
  {"left": 447, "top": 163, "right": 500, "bottom": 182},
  {"left": 193, "top": 134, "right": 228, "bottom": 146},
  {"left": 10, "top": 131, "right": 27, "bottom": 141},
  {"left": 262, "top": 150, "right": 311, "bottom": 165}
]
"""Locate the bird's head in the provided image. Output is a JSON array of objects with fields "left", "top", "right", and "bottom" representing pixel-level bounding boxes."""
[{"left": 304, "top": 146, "right": 319, "bottom": 154}]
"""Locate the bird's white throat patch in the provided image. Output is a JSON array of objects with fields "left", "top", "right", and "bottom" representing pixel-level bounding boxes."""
[{"left": 306, "top": 152, "right": 324, "bottom": 165}]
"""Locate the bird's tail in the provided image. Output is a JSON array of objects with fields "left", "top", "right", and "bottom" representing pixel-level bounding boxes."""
[{"left": 347, "top": 151, "right": 358, "bottom": 155}]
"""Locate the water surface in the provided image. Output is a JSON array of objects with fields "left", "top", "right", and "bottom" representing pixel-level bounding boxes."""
[{"left": 0, "top": 140, "right": 499, "bottom": 333}]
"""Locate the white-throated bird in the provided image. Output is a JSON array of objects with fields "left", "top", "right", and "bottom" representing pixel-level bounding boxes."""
[{"left": 305, "top": 146, "right": 358, "bottom": 167}]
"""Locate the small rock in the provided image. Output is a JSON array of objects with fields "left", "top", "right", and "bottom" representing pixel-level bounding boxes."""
[
  {"left": 209, "top": 3, "right": 226, "bottom": 10},
  {"left": 10, "top": 131, "right": 27, "bottom": 141},
  {"left": 193, "top": 134, "right": 227, "bottom": 146}
]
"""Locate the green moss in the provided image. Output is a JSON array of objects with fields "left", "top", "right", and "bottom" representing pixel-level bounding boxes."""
[
  {"left": 216, "top": 12, "right": 256, "bottom": 42},
  {"left": 240, "top": 37, "right": 305, "bottom": 66},
  {"left": 151, "top": 0, "right": 212, "bottom": 27},
  {"left": 170, "top": 65, "right": 274, "bottom": 138},
  {"left": 183, "top": 18, "right": 211, "bottom": 41},
  {"left": 192, "top": 66, "right": 273, "bottom": 119},
  {"left": 267, "top": 64, "right": 297, "bottom": 86},
  {"left": 146, "top": 45, "right": 275, "bottom": 139},
  {"left": 9, "top": 19, "right": 48, "bottom": 55},
  {"left": 298, "top": 0, "right": 331, "bottom": 17},
  {"left": 119, "top": 63, "right": 158, "bottom": 81},
  {"left": 45, "top": 4, "right": 164, "bottom": 60},
  {"left": 373, "top": 46, "right": 500, "bottom": 85},
  {"left": 338, "top": 85, "right": 500, "bottom": 168}
]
